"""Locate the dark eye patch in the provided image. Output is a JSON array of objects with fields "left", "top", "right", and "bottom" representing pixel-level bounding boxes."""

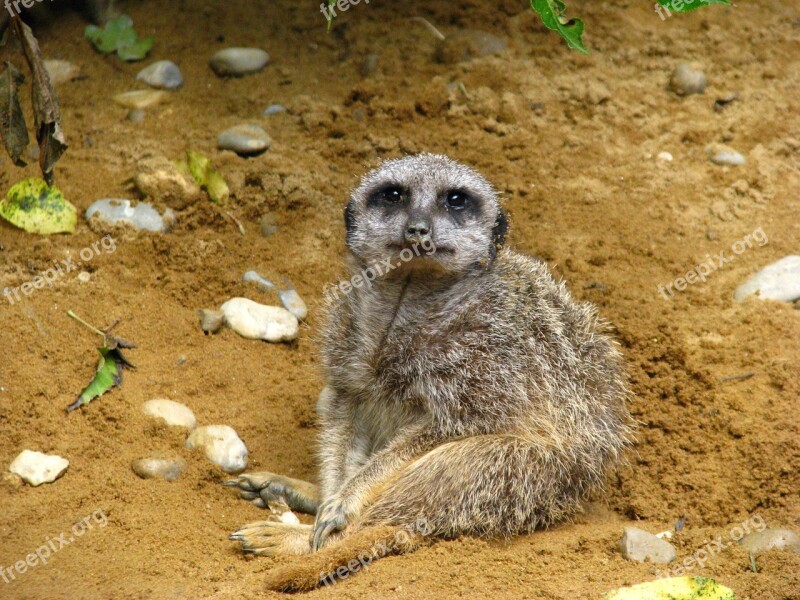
[{"left": 367, "top": 185, "right": 407, "bottom": 208}]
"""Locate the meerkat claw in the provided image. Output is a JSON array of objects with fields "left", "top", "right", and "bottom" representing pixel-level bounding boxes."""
[{"left": 311, "top": 499, "right": 349, "bottom": 551}]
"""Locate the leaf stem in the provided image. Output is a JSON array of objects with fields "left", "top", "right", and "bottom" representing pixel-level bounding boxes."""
[{"left": 67, "top": 310, "right": 106, "bottom": 339}]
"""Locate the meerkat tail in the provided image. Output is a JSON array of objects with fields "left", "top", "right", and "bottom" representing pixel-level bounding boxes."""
[{"left": 263, "top": 525, "right": 429, "bottom": 592}]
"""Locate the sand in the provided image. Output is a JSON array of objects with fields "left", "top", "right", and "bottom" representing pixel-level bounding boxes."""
[{"left": 0, "top": 0, "right": 798, "bottom": 598}]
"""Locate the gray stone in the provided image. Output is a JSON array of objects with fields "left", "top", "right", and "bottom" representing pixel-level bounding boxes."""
[
  {"left": 210, "top": 47, "right": 269, "bottom": 77},
  {"left": 217, "top": 124, "right": 271, "bottom": 156},
  {"left": 436, "top": 30, "right": 507, "bottom": 64},
  {"left": 740, "top": 529, "right": 800, "bottom": 554},
  {"left": 710, "top": 150, "right": 746, "bottom": 166},
  {"left": 619, "top": 527, "right": 677, "bottom": 564},
  {"left": 734, "top": 256, "right": 800, "bottom": 302},
  {"left": 131, "top": 457, "right": 186, "bottom": 481},
  {"left": 263, "top": 104, "right": 286, "bottom": 116},
  {"left": 136, "top": 60, "right": 183, "bottom": 90},
  {"left": 669, "top": 63, "right": 707, "bottom": 96}
]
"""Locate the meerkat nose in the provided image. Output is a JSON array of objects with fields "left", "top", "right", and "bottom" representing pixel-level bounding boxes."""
[{"left": 405, "top": 215, "right": 432, "bottom": 244}]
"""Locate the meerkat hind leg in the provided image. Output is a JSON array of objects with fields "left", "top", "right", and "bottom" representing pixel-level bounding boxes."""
[
  {"left": 230, "top": 520, "right": 314, "bottom": 557},
  {"left": 225, "top": 472, "right": 321, "bottom": 515}
]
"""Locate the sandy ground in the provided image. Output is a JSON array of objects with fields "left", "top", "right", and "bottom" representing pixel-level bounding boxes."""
[{"left": 1, "top": 0, "right": 799, "bottom": 598}]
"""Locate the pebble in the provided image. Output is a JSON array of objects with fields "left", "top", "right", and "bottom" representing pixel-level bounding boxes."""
[
  {"left": 669, "top": 63, "right": 708, "bottom": 96},
  {"left": 260, "top": 213, "right": 278, "bottom": 237},
  {"left": 198, "top": 308, "right": 225, "bottom": 333},
  {"left": 134, "top": 156, "right": 202, "bottom": 210},
  {"left": 734, "top": 256, "right": 800, "bottom": 302},
  {"left": 242, "top": 270, "right": 308, "bottom": 320},
  {"left": 740, "top": 528, "right": 800, "bottom": 554},
  {"left": 657, "top": 151, "right": 673, "bottom": 162},
  {"left": 127, "top": 108, "right": 146, "bottom": 123},
  {"left": 186, "top": 425, "right": 248, "bottom": 473},
  {"left": 361, "top": 53, "right": 379, "bottom": 77},
  {"left": 210, "top": 47, "right": 270, "bottom": 77},
  {"left": 8, "top": 450, "right": 69, "bottom": 486},
  {"left": 131, "top": 457, "right": 186, "bottom": 481},
  {"left": 619, "top": 526, "right": 677, "bottom": 564},
  {"left": 263, "top": 104, "right": 286, "bottom": 116},
  {"left": 279, "top": 511, "right": 300, "bottom": 525},
  {"left": 217, "top": 124, "right": 271, "bottom": 156},
  {"left": 44, "top": 59, "right": 80, "bottom": 85},
  {"left": 435, "top": 30, "right": 507, "bottom": 64},
  {"left": 709, "top": 149, "right": 746, "bottom": 166},
  {"left": 220, "top": 297, "right": 299, "bottom": 342},
  {"left": 136, "top": 60, "right": 183, "bottom": 90},
  {"left": 142, "top": 399, "right": 197, "bottom": 429},
  {"left": 77, "top": 271, "right": 91, "bottom": 283},
  {"left": 113, "top": 90, "right": 168, "bottom": 109},
  {"left": 85, "top": 199, "right": 175, "bottom": 232}
]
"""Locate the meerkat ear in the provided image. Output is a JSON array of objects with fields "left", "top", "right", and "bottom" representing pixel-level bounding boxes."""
[
  {"left": 344, "top": 201, "right": 357, "bottom": 247},
  {"left": 491, "top": 207, "right": 508, "bottom": 254}
]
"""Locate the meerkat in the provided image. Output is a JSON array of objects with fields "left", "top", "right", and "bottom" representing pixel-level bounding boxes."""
[{"left": 226, "top": 154, "right": 632, "bottom": 590}]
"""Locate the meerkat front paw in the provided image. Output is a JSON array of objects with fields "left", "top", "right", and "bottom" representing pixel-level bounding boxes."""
[
  {"left": 229, "top": 519, "right": 313, "bottom": 556},
  {"left": 224, "top": 472, "right": 321, "bottom": 515},
  {"left": 311, "top": 497, "right": 352, "bottom": 551}
]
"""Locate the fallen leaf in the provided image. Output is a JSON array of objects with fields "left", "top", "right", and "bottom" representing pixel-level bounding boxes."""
[
  {"left": 67, "top": 346, "right": 134, "bottom": 412},
  {"left": 184, "top": 151, "right": 230, "bottom": 203},
  {"left": 0, "top": 61, "right": 29, "bottom": 166},
  {"left": 12, "top": 18, "right": 68, "bottom": 184},
  {"left": 0, "top": 177, "right": 77, "bottom": 234}
]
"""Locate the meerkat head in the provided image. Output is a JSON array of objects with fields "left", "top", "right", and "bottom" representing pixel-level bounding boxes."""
[{"left": 344, "top": 154, "right": 508, "bottom": 277}]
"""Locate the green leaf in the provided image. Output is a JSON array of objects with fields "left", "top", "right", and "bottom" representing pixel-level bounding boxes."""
[
  {"left": 84, "top": 15, "right": 153, "bottom": 62},
  {"left": 67, "top": 347, "right": 133, "bottom": 412},
  {"left": 117, "top": 36, "right": 154, "bottom": 62},
  {"left": 0, "top": 178, "right": 76, "bottom": 234},
  {"left": 184, "top": 151, "right": 230, "bottom": 203},
  {"left": 657, "top": 0, "right": 731, "bottom": 13},
  {"left": 530, "top": 0, "right": 587, "bottom": 54}
]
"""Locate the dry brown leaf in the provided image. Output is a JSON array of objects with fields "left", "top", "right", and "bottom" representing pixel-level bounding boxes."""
[{"left": 0, "top": 61, "right": 29, "bottom": 166}]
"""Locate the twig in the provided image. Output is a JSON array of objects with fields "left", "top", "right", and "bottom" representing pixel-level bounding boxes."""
[
  {"left": 225, "top": 211, "right": 246, "bottom": 236},
  {"left": 718, "top": 372, "right": 756, "bottom": 383},
  {"left": 409, "top": 17, "right": 445, "bottom": 41}
]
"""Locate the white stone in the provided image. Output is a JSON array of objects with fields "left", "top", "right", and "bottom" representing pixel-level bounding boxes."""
[
  {"left": 9, "top": 450, "right": 69, "bottom": 486},
  {"left": 85, "top": 198, "right": 175, "bottom": 232},
  {"left": 279, "top": 511, "right": 300, "bottom": 525},
  {"left": 657, "top": 151, "right": 673, "bottom": 162},
  {"left": 210, "top": 47, "right": 270, "bottom": 77},
  {"left": 221, "top": 297, "right": 299, "bottom": 343},
  {"left": 142, "top": 399, "right": 197, "bottom": 429},
  {"left": 669, "top": 63, "right": 707, "bottom": 96},
  {"left": 186, "top": 425, "right": 248, "bottom": 473},
  {"left": 136, "top": 60, "right": 183, "bottom": 90},
  {"left": 44, "top": 60, "right": 80, "bottom": 85},
  {"left": 619, "top": 527, "right": 676, "bottom": 564},
  {"left": 113, "top": 90, "right": 168, "bottom": 109},
  {"left": 734, "top": 256, "right": 800, "bottom": 302}
]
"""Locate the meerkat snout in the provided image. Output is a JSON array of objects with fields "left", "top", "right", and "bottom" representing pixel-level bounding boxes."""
[{"left": 345, "top": 154, "right": 508, "bottom": 275}]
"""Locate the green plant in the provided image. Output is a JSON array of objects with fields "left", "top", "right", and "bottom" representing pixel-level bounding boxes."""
[{"left": 84, "top": 15, "right": 153, "bottom": 61}]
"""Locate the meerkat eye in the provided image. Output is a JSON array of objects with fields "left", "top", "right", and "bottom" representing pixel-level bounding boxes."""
[
  {"left": 372, "top": 186, "right": 405, "bottom": 204},
  {"left": 445, "top": 191, "right": 469, "bottom": 210}
]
